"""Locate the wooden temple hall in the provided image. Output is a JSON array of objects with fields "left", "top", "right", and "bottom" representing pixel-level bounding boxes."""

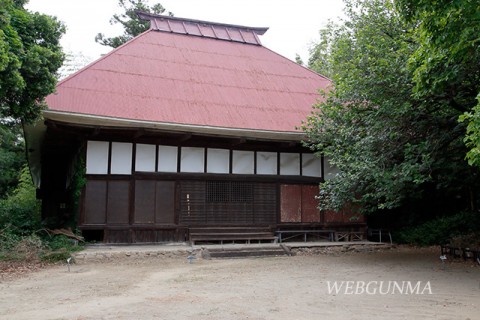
[{"left": 24, "top": 13, "right": 365, "bottom": 243}]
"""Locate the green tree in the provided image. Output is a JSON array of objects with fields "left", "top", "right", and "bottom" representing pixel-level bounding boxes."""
[
  {"left": 0, "top": 165, "right": 41, "bottom": 234},
  {"left": 307, "top": 23, "right": 337, "bottom": 79},
  {"left": 294, "top": 54, "right": 304, "bottom": 66},
  {"left": 395, "top": 0, "right": 480, "bottom": 168},
  {"left": 460, "top": 101, "right": 480, "bottom": 167},
  {"left": 95, "top": 0, "right": 172, "bottom": 48},
  {"left": 0, "top": 0, "right": 65, "bottom": 123},
  {"left": 303, "top": 0, "right": 479, "bottom": 215},
  {"left": 0, "top": 120, "right": 25, "bottom": 198}
]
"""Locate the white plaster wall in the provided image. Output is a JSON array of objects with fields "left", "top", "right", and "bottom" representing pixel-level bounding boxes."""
[
  {"left": 158, "top": 145, "right": 178, "bottom": 172},
  {"left": 180, "top": 147, "right": 205, "bottom": 173},
  {"left": 86, "top": 141, "right": 109, "bottom": 174},
  {"left": 110, "top": 142, "right": 132, "bottom": 174},
  {"left": 256, "top": 151, "right": 277, "bottom": 175},
  {"left": 302, "top": 153, "right": 321, "bottom": 177},
  {"left": 280, "top": 153, "right": 300, "bottom": 175},
  {"left": 135, "top": 144, "right": 156, "bottom": 172},
  {"left": 207, "top": 148, "right": 230, "bottom": 174},
  {"left": 232, "top": 150, "right": 254, "bottom": 174}
]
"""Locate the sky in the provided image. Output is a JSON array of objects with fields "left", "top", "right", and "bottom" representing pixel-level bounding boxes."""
[{"left": 26, "top": 0, "right": 345, "bottom": 64}]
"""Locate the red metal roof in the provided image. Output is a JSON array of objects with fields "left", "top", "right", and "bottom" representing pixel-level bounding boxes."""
[{"left": 46, "top": 16, "right": 330, "bottom": 135}]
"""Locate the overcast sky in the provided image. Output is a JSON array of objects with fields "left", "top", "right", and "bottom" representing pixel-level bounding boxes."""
[{"left": 26, "top": 0, "right": 345, "bottom": 64}]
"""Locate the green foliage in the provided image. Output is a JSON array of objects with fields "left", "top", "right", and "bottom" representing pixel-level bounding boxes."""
[
  {"left": 0, "top": 165, "right": 41, "bottom": 234},
  {"left": 0, "top": 232, "right": 42, "bottom": 261},
  {"left": 0, "top": 121, "right": 25, "bottom": 198},
  {"left": 39, "top": 234, "right": 83, "bottom": 262},
  {"left": 95, "top": 0, "right": 172, "bottom": 48},
  {"left": 0, "top": 231, "right": 83, "bottom": 262},
  {"left": 308, "top": 22, "right": 338, "bottom": 79},
  {"left": 396, "top": 212, "right": 480, "bottom": 246},
  {"left": 0, "top": 0, "right": 65, "bottom": 123},
  {"left": 460, "top": 98, "right": 480, "bottom": 167},
  {"left": 395, "top": 0, "right": 480, "bottom": 167},
  {"left": 0, "top": 161, "right": 84, "bottom": 262},
  {"left": 303, "top": 0, "right": 480, "bottom": 215},
  {"left": 294, "top": 54, "right": 304, "bottom": 66},
  {"left": 66, "top": 155, "right": 86, "bottom": 228},
  {"left": 0, "top": 225, "right": 21, "bottom": 258}
]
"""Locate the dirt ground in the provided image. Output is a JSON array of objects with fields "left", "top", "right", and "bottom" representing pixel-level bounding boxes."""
[{"left": 0, "top": 245, "right": 479, "bottom": 320}]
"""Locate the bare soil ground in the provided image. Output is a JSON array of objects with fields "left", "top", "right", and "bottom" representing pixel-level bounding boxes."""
[{"left": 0, "top": 245, "right": 479, "bottom": 320}]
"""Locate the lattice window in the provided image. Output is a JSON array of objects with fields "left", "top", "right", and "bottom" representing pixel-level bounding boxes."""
[{"left": 206, "top": 181, "right": 254, "bottom": 203}]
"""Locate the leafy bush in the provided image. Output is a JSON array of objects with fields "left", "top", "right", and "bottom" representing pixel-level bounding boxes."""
[
  {"left": 40, "top": 234, "right": 84, "bottom": 262},
  {"left": 0, "top": 230, "right": 43, "bottom": 261},
  {"left": 0, "top": 166, "right": 84, "bottom": 262},
  {"left": 0, "top": 226, "right": 22, "bottom": 260},
  {"left": 1, "top": 231, "right": 84, "bottom": 262},
  {"left": 0, "top": 166, "right": 41, "bottom": 234},
  {"left": 396, "top": 211, "right": 480, "bottom": 246}
]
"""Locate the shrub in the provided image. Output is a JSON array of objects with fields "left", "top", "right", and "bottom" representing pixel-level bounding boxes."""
[
  {"left": 0, "top": 166, "right": 41, "bottom": 234},
  {"left": 39, "top": 234, "right": 83, "bottom": 262},
  {"left": 395, "top": 211, "right": 480, "bottom": 246},
  {"left": 0, "top": 166, "right": 84, "bottom": 262}
]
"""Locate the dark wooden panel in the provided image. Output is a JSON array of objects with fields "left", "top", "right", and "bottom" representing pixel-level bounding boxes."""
[
  {"left": 133, "top": 229, "right": 157, "bottom": 242},
  {"left": 105, "top": 229, "right": 130, "bottom": 243},
  {"left": 134, "top": 180, "right": 156, "bottom": 224},
  {"left": 156, "top": 229, "right": 178, "bottom": 242},
  {"left": 84, "top": 180, "right": 107, "bottom": 224},
  {"left": 179, "top": 181, "right": 206, "bottom": 224},
  {"left": 155, "top": 181, "right": 175, "bottom": 224},
  {"left": 253, "top": 183, "right": 277, "bottom": 224},
  {"left": 301, "top": 185, "right": 320, "bottom": 223},
  {"left": 179, "top": 181, "right": 277, "bottom": 225},
  {"left": 107, "top": 180, "right": 130, "bottom": 224},
  {"left": 280, "top": 184, "right": 301, "bottom": 222}
]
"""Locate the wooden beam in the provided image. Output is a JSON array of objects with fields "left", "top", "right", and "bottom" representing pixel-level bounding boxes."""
[
  {"left": 133, "top": 129, "right": 146, "bottom": 140},
  {"left": 176, "top": 133, "right": 192, "bottom": 143},
  {"left": 230, "top": 138, "right": 246, "bottom": 147}
]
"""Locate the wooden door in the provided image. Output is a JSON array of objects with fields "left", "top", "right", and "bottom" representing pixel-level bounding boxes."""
[
  {"left": 134, "top": 180, "right": 176, "bottom": 225},
  {"left": 280, "top": 185, "right": 302, "bottom": 222},
  {"left": 301, "top": 185, "right": 320, "bottom": 222}
]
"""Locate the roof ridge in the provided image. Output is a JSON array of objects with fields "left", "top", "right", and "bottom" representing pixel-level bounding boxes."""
[{"left": 137, "top": 11, "right": 268, "bottom": 46}]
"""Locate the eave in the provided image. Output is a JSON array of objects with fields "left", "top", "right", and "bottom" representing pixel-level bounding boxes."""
[{"left": 43, "top": 110, "right": 306, "bottom": 142}]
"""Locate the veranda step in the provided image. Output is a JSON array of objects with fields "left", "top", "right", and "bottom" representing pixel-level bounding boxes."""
[{"left": 206, "top": 246, "right": 289, "bottom": 259}]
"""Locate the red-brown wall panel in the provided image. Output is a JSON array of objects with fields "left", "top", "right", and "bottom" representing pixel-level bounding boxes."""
[
  {"left": 301, "top": 185, "right": 320, "bottom": 222},
  {"left": 280, "top": 185, "right": 302, "bottom": 222}
]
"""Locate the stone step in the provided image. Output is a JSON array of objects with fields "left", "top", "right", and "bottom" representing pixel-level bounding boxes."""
[{"left": 204, "top": 246, "right": 289, "bottom": 259}]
